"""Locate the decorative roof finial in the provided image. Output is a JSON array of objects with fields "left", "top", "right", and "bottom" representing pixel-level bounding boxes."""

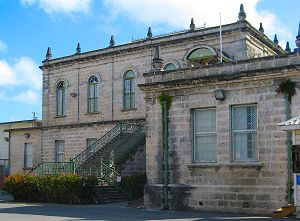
[
  {"left": 274, "top": 34, "right": 279, "bottom": 45},
  {"left": 285, "top": 42, "right": 291, "bottom": 53},
  {"left": 76, "top": 43, "right": 81, "bottom": 54},
  {"left": 190, "top": 18, "right": 195, "bottom": 31},
  {"left": 238, "top": 4, "right": 246, "bottom": 21},
  {"left": 296, "top": 21, "right": 300, "bottom": 49},
  {"left": 109, "top": 35, "right": 115, "bottom": 48},
  {"left": 45, "top": 47, "right": 52, "bottom": 60},
  {"left": 147, "top": 27, "right": 153, "bottom": 39},
  {"left": 259, "top": 22, "right": 264, "bottom": 34},
  {"left": 152, "top": 46, "right": 164, "bottom": 71}
]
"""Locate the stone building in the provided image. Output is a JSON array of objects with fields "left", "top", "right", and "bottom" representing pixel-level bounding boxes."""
[
  {"left": 6, "top": 4, "right": 300, "bottom": 215},
  {"left": 0, "top": 120, "right": 41, "bottom": 182}
]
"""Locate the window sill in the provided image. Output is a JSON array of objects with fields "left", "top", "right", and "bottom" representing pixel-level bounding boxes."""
[
  {"left": 187, "top": 163, "right": 220, "bottom": 172},
  {"left": 121, "top": 108, "right": 137, "bottom": 112},
  {"left": 86, "top": 111, "right": 100, "bottom": 115},
  {"left": 187, "top": 162, "right": 262, "bottom": 172},
  {"left": 226, "top": 162, "right": 262, "bottom": 169},
  {"left": 55, "top": 115, "right": 67, "bottom": 118}
]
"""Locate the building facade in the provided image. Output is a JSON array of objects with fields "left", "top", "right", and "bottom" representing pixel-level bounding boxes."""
[
  {"left": 0, "top": 120, "right": 41, "bottom": 182},
  {"left": 141, "top": 53, "right": 300, "bottom": 214},
  {"left": 6, "top": 4, "right": 300, "bottom": 215}
]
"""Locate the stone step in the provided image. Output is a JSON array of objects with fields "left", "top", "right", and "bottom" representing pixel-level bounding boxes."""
[{"left": 94, "top": 185, "right": 127, "bottom": 204}]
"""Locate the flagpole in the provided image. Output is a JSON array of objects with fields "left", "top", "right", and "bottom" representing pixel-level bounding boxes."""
[{"left": 220, "top": 12, "right": 223, "bottom": 63}]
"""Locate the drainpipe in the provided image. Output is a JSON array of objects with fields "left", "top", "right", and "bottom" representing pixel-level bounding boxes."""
[
  {"left": 77, "top": 63, "right": 80, "bottom": 123},
  {"left": 162, "top": 101, "right": 169, "bottom": 209},
  {"left": 285, "top": 94, "right": 292, "bottom": 204},
  {"left": 111, "top": 57, "right": 114, "bottom": 121},
  {"left": 8, "top": 125, "right": 11, "bottom": 176}
]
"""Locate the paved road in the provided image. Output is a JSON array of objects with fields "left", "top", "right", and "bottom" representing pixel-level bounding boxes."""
[{"left": 0, "top": 200, "right": 297, "bottom": 221}]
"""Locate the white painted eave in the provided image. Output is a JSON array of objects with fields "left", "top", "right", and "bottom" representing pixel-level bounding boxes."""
[{"left": 278, "top": 115, "right": 300, "bottom": 131}]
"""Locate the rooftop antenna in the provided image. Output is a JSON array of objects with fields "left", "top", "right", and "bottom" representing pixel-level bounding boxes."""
[
  {"left": 203, "top": 10, "right": 207, "bottom": 28},
  {"left": 32, "top": 112, "right": 38, "bottom": 120}
]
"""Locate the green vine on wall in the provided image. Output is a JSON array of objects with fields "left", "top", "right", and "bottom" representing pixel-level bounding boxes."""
[
  {"left": 158, "top": 92, "right": 172, "bottom": 109},
  {"left": 276, "top": 78, "right": 297, "bottom": 102}
]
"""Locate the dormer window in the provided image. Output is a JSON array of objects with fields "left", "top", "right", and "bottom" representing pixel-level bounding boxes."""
[
  {"left": 186, "top": 46, "right": 230, "bottom": 66},
  {"left": 164, "top": 63, "right": 177, "bottom": 71},
  {"left": 187, "top": 47, "right": 216, "bottom": 65}
]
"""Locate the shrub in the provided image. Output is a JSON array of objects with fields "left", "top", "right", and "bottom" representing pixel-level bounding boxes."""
[
  {"left": 4, "top": 174, "right": 98, "bottom": 204},
  {"left": 121, "top": 172, "right": 147, "bottom": 200}
]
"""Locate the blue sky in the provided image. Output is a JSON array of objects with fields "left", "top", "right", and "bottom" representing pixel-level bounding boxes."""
[{"left": 0, "top": 0, "right": 299, "bottom": 122}]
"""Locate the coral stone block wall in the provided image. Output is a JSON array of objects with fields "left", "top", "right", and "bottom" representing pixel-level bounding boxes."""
[{"left": 141, "top": 55, "right": 300, "bottom": 214}]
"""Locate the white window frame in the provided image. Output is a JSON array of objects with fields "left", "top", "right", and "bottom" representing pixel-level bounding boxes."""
[
  {"left": 193, "top": 107, "right": 217, "bottom": 163},
  {"left": 231, "top": 104, "right": 258, "bottom": 162},
  {"left": 24, "top": 143, "right": 33, "bottom": 168},
  {"left": 55, "top": 140, "right": 65, "bottom": 162}
]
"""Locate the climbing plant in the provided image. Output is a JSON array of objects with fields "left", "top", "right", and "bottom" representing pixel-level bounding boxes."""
[
  {"left": 158, "top": 92, "right": 172, "bottom": 110},
  {"left": 276, "top": 78, "right": 297, "bottom": 204},
  {"left": 276, "top": 78, "right": 297, "bottom": 102}
]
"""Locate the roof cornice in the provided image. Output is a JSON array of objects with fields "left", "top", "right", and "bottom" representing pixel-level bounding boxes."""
[
  {"left": 40, "top": 21, "right": 282, "bottom": 70},
  {"left": 139, "top": 54, "right": 300, "bottom": 92}
]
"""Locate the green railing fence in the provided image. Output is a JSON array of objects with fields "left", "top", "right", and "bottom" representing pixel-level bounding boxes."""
[{"left": 28, "top": 122, "right": 146, "bottom": 185}]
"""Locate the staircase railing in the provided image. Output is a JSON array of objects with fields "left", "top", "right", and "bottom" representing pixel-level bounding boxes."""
[
  {"left": 29, "top": 121, "right": 146, "bottom": 179},
  {"left": 112, "top": 124, "right": 146, "bottom": 166},
  {"left": 98, "top": 162, "right": 120, "bottom": 185},
  {"left": 73, "top": 122, "right": 141, "bottom": 166},
  {"left": 29, "top": 161, "right": 74, "bottom": 176}
]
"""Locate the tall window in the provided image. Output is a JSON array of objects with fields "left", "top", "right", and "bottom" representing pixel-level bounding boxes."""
[
  {"left": 55, "top": 140, "right": 65, "bottom": 162},
  {"left": 24, "top": 143, "right": 33, "bottom": 168},
  {"left": 88, "top": 76, "right": 99, "bottom": 112},
  {"left": 193, "top": 108, "right": 217, "bottom": 162},
  {"left": 56, "top": 81, "right": 66, "bottom": 116},
  {"left": 231, "top": 105, "right": 257, "bottom": 161},
  {"left": 123, "top": 70, "right": 135, "bottom": 109}
]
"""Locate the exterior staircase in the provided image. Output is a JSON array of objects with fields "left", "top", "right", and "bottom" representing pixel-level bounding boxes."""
[
  {"left": 28, "top": 121, "right": 146, "bottom": 203},
  {"left": 95, "top": 185, "right": 127, "bottom": 204}
]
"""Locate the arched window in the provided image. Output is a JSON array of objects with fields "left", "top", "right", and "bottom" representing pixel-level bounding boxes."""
[
  {"left": 164, "top": 63, "right": 177, "bottom": 71},
  {"left": 88, "top": 75, "right": 99, "bottom": 113},
  {"left": 187, "top": 46, "right": 217, "bottom": 65},
  {"left": 123, "top": 70, "right": 135, "bottom": 109},
  {"left": 56, "top": 81, "right": 66, "bottom": 116}
]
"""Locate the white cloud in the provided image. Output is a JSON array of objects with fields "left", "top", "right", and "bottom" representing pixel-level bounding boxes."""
[
  {"left": 0, "top": 57, "right": 42, "bottom": 105},
  {"left": 0, "top": 89, "right": 40, "bottom": 105},
  {"left": 12, "top": 90, "right": 40, "bottom": 105},
  {"left": 0, "top": 40, "right": 7, "bottom": 52},
  {"left": 14, "top": 57, "right": 42, "bottom": 90},
  {"left": 21, "top": 0, "right": 92, "bottom": 15},
  {"left": 0, "top": 60, "right": 18, "bottom": 85},
  {"left": 0, "top": 57, "right": 42, "bottom": 89},
  {"left": 103, "top": 0, "right": 291, "bottom": 48}
]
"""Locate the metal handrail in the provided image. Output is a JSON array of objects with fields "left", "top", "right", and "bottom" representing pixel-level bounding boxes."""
[
  {"left": 28, "top": 161, "right": 73, "bottom": 176},
  {"left": 98, "top": 162, "right": 120, "bottom": 185},
  {"left": 28, "top": 122, "right": 146, "bottom": 182},
  {"left": 73, "top": 122, "right": 142, "bottom": 165}
]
